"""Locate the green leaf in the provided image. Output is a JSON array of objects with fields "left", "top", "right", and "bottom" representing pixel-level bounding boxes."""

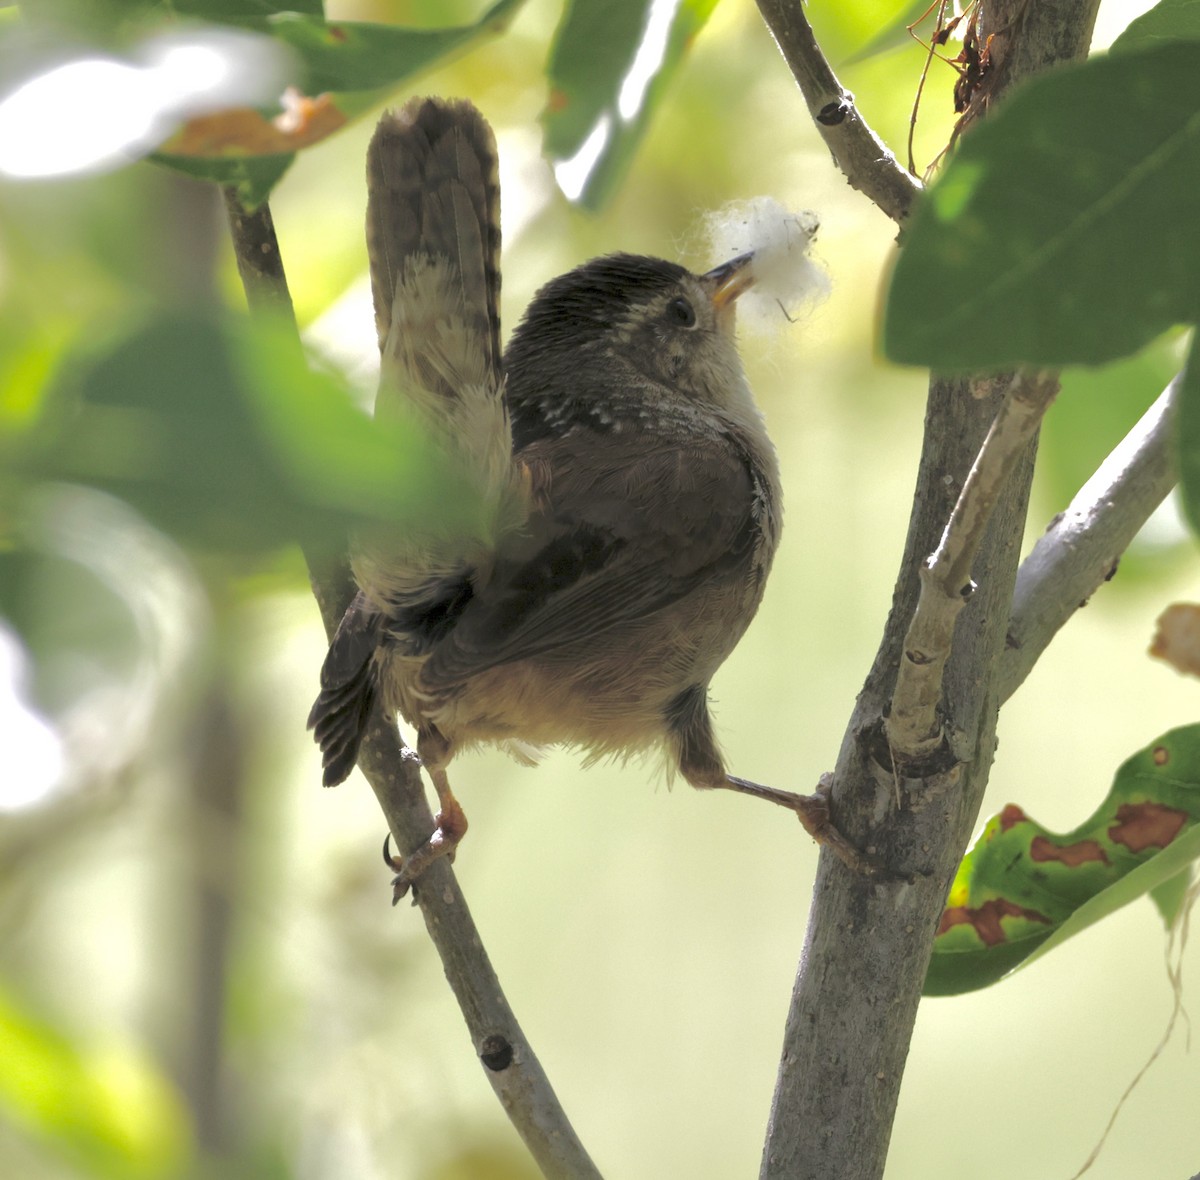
[
  {"left": 151, "top": 151, "right": 294, "bottom": 209},
  {"left": 925, "top": 725, "right": 1200, "bottom": 996},
  {"left": 265, "top": 0, "right": 526, "bottom": 94},
  {"left": 842, "top": 0, "right": 947, "bottom": 65},
  {"left": 172, "top": 0, "right": 324, "bottom": 18},
  {"left": 30, "top": 312, "right": 466, "bottom": 560},
  {"left": 1038, "top": 334, "right": 1182, "bottom": 529},
  {"left": 883, "top": 42, "right": 1200, "bottom": 369},
  {"left": 1111, "top": 0, "right": 1200, "bottom": 54},
  {"left": 1177, "top": 330, "right": 1200, "bottom": 538},
  {"left": 0, "top": 985, "right": 189, "bottom": 1177},
  {"left": 145, "top": 0, "right": 525, "bottom": 200},
  {"left": 543, "top": 0, "right": 720, "bottom": 211},
  {"left": 1150, "top": 865, "right": 1193, "bottom": 926}
]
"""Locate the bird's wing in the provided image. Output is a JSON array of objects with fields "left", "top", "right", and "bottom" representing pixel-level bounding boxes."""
[
  {"left": 420, "top": 426, "right": 774, "bottom": 688},
  {"left": 307, "top": 591, "right": 384, "bottom": 786}
]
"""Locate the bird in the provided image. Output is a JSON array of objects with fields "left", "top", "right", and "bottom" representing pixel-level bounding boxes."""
[{"left": 308, "top": 96, "right": 870, "bottom": 898}]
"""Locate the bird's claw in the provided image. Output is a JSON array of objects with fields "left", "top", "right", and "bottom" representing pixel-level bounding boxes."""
[
  {"left": 792, "top": 777, "right": 887, "bottom": 878},
  {"left": 380, "top": 805, "right": 468, "bottom": 905}
]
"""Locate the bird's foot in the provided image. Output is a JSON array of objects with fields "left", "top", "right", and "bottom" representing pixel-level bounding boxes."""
[{"left": 382, "top": 799, "right": 469, "bottom": 905}]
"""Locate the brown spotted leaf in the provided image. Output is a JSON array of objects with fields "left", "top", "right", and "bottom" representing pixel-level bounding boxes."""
[{"left": 926, "top": 725, "right": 1200, "bottom": 995}]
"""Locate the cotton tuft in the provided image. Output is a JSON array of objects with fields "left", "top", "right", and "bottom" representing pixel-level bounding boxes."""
[{"left": 705, "top": 197, "right": 830, "bottom": 334}]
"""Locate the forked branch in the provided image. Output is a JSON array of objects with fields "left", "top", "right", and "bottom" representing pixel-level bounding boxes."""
[{"left": 886, "top": 370, "right": 1059, "bottom": 763}]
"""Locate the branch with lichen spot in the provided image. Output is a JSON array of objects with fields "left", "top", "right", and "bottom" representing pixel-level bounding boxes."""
[
  {"left": 1000, "top": 377, "right": 1178, "bottom": 703},
  {"left": 755, "top": 0, "right": 922, "bottom": 224},
  {"left": 886, "top": 370, "right": 1060, "bottom": 765},
  {"left": 221, "top": 188, "right": 601, "bottom": 1180}
]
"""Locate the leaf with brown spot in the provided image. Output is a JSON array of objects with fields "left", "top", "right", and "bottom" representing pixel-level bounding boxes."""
[
  {"left": 1109, "top": 802, "right": 1188, "bottom": 854},
  {"left": 937, "top": 898, "right": 1052, "bottom": 947},
  {"left": 1029, "top": 836, "right": 1109, "bottom": 868},
  {"left": 927, "top": 724, "right": 1200, "bottom": 995},
  {"left": 159, "top": 93, "right": 345, "bottom": 158}
]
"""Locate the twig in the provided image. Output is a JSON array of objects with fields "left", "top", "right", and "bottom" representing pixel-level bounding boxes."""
[
  {"left": 999, "top": 377, "right": 1178, "bottom": 703},
  {"left": 221, "top": 188, "right": 601, "bottom": 1180},
  {"left": 221, "top": 190, "right": 298, "bottom": 324},
  {"left": 886, "top": 370, "right": 1059, "bottom": 763},
  {"left": 755, "top": 0, "right": 922, "bottom": 224}
]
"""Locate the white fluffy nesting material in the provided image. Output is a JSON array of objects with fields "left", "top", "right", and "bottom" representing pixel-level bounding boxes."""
[{"left": 705, "top": 196, "right": 830, "bottom": 334}]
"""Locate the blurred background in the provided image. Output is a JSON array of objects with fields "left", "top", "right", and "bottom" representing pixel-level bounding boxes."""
[{"left": 2, "top": 0, "right": 1197, "bottom": 1177}]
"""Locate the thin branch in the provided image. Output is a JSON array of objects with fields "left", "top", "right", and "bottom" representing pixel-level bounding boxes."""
[
  {"left": 755, "top": 0, "right": 922, "bottom": 223},
  {"left": 886, "top": 370, "right": 1059, "bottom": 763},
  {"left": 999, "top": 377, "right": 1179, "bottom": 702},
  {"left": 221, "top": 189, "right": 600, "bottom": 1180},
  {"left": 221, "top": 190, "right": 298, "bottom": 324}
]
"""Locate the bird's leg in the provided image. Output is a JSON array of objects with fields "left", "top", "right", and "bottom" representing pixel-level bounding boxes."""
[
  {"left": 386, "top": 729, "right": 469, "bottom": 904},
  {"left": 722, "top": 772, "right": 882, "bottom": 876},
  {"left": 667, "top": 685, "right": 882, "bottom": 876}
]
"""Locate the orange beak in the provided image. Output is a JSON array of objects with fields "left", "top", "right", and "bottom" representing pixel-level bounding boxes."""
[{"left": 704, "top": 253, "right": 756, "bottom": 310}]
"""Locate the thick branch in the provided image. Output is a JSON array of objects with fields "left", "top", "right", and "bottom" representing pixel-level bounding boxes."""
[
  {"left": 222, "top": 190, "right": 600, "bottom": 1180},
  {"left": 887, "top": 371, "right": 1059, "bottom": 761},
  {"left": 760, "top": 2, "right": 1102, "bottom": 1177},
  {"left": 999, "top": 377, "right": 1178, "bottom": 702},
  {"left": 755, "top": 0, "right": 921, "bottom": 223}
]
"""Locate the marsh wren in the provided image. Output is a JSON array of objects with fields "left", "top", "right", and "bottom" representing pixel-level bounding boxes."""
[{"left": 309, "top": 97, "right": 866, "bottom": 896}]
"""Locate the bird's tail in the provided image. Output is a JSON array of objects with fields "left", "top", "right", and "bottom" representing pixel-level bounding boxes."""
[
  {"left": 310, "top": 100, "right": 526, "bottom": 786},
  {"left": 355, "top": 98, "right": 529, "bottom": 618}
]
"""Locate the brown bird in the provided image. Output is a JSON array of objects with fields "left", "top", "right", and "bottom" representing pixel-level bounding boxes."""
[{"left": 309, "top": 97, "right": 867, "bottom": 897}]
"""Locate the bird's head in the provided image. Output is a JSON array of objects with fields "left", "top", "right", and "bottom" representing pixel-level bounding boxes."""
[{"left": 504, "top": 251, "right": 759, "bottom": 434}]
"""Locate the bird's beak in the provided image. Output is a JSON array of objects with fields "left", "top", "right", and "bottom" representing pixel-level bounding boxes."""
[{"left": 704, "top": 253, "right": 756, "bottom": 310}]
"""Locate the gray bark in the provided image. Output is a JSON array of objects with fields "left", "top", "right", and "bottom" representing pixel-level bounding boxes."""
[{"left": 758, "top": 3, "right": 1103, "bottom": 1176}]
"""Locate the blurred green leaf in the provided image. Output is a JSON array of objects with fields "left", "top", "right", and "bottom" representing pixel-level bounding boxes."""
[
  {"left": 842, "top": 0, "right": 945, "bottom": 65},
  {"left": 0, "top": 317, "right": 70, "bottom": 443},
  {"left": 926, "top": 725, "right": 1200, "bottom": 996},
  {"left": 0, "top": 985, "right": 190, "bottom": 1178},
  {"left": 26, "top": 312, "right": 464, "bottom": 560},
  {"left": 171, "top": 0, "right": 324, "bottom": 18},
  {"left": 263, "top": 0, "right": 525, "bottom": 93},
  {"left": 148, "top": 0, "right": 525, "bottom": 197},
  {"left": 543, "top": 0, "right": 720, "bottom": 211},
  {"left": 1037, "top": 335, "right": 1181, "bottom": 528},
  {"left": 151, "top": 151, "right": 294, "bottom": 209},
  {"left": 1111, "top": 0, "right": 1200, "bottom": 53},
  {"left": 883, "top": 42, "right": 1200, "bottom": 369}
]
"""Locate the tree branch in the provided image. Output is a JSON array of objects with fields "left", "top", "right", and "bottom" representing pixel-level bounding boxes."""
[
  {"left": 221, "top": 189, "right": 600, "bottom": 1180},
  {"left": 999, "top": 377, "right": 1178, "bottom": 702},
  {"left": 759, "top": 2, "right": 1102, "bottom": 1176},
  {"left": 887, "top": 371, "right": 1059, "bottom": 762},
  {"left": 755, "top": 0, "right": 922, "bottom": 223}
]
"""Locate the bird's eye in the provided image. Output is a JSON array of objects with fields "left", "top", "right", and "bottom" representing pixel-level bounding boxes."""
[{"left": 665, "top": 296, "right": 696, "bottom": 328}]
